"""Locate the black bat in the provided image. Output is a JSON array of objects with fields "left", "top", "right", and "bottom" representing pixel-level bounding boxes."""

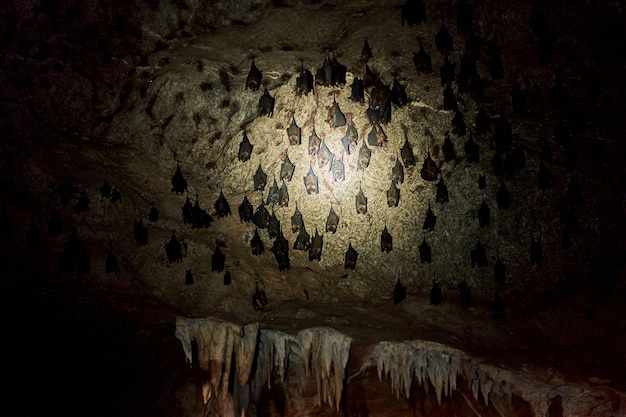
[
  {"left": 370, "top": 80, "right": 392, "bottom": 124},
  {"left": 309, "top": 228, "right": 323, "bottom": 262},
  {"left": 316, "top": 55, "right": 347, "bottom": 86},
  {"left": 326, "top": 205, "right": 339, "bottom": 234},
  {"left": 331, "top": 97, "right": 346, "bottom": 127},
  {"left": 537, "top": 163, "right": 553, "bottom": 189},
  {"left": 223, "top": 271, "right": 232, "bottom": 285},
  {"left": 246, "top": 59, "right": 262, "bottom": 91},
  {"left": 475, "top": 106, "right": 491, "bottom": 134},
  {"left": 442, "top": 133, "right": 456, "bottom": 162},
  {"left": 214, "top": 190, "right": 231, "bottom": 217},
  {"left": 423, "top": 203, "right": 436, "bottom": 231},
  {"left": 268, "top": 210, "right": 280, "bottom": 239},
  {"left": 401, "top": 136, "right": 415, "bottom": 167},
  {"left": 294, "top": 225, "right": 310, "bottom": 251},
  {"left": 109, "top": 188, "right": 121, "bottom": 203},
  {"left": 356, "top": 186, "right": 368, "bottom": 214},
  {"left": 100, "top": 180, "right": 112, "bottom": 198},
  {"left": 381, "top": 225, "right": 393, "bottom": 252},
  {"left": 271, "top": 229, "right": 290, "bottom": 271},
  {"left": 330, "top": 55, "right": 347, "bottom": 85},
  {"left": 350, "top": 77, "right": 365, "bottom": 103},
  {"left": 332, "top": 154, "right": 345, "bottom": 182},
  {"left": 258, "top": 87, "right": 275, "bottom": 117},
  {"left": 181, "top": 196, "right": 193, "bottom": 225},
  {"left": 496, "top": 182, "right": 511, "bottom": 209},
  {"left": 60, "top": 230, "right": 84, "bottom": 273},
  {"left": 478, "top": 174, "right": 486, "bottom": 190},
  {"left": 192, "top": 196, "right": 213, "bottom": 228},
  {"left": 530, "top": 236, "right": 542, "bottom": 264},
  {"left": 464, "top": 32, "right": 482, "bottom": 61},
  {"left": 443, "top": 84, "right": 457, "bottom": 111},
  {"left": 494, "top": 255, "right": 506, "bottom": 283},
  {"left": 451, "top": 109, "right": 466, "bottom": 136},
  {"left": 420, "top": 152, "right": 440, "bottom": 181},
  {"left": 212, "top": 246, "right": 225, "bottom": 272},
  {"left": 308, "top": 128, "right": 321, "bottom": 156},
  {"left": 361, "top": 39, "right": 373, "bottom": 63},
  {"left": 458, "top": 279, "right": 471, "bottom": 308},
  {"left": 367, "top": 123, "right": 387, "bottom": 147},
  {"left": 251, "top": 228, "right": 265, "bottom": 256},
  {"left": 341, "top": 121, "right": 358, "bottom": 154},
  {"left": 344, "top": 243, "right": 358, "bottom": 270},
  {"left": 387, "top": 181, "right": 400, "bottom": 207},
  {"left": 266, "top": 178, "right": 280, "bottom": 205},
  {"left": 492, "top": 292, "right": 505, "bottom": 319},
  {"left": 430, "top": 280, "right": 444, "bottom": 305},
  {"left": 478, "top": 200, "right": 490, "bottom": 227},
  {"left": 278, "top": 181, "right": 289, "bottom": 207},
  {"left": 253, "top": 164, "right": 267, "bottom": 191},
  {"left": 457, "top": 0, "right": 473, "bottom": 34},
  {"left": 47, "top": 210, "right": 63, "bottom": 237},
  {"left": 391, "top": 77, "right": 408, "bottom": 107},
  {"left": 165, "top": 231, "right": 183, "bottom": 263},
  {"left": 286, "top": 117, "right": 301, "bottom": 145},
  {"left": 238, "top": 132, "right": 254, "bottom": 162},
  {"left": 494, "top": 114, "right": 512, "bottom": 153},
  {"left": 318, "top": 139, "right": 334, "bottom": 169},
  {"left": 280, "top": 153, "right": 295, "bottom": 182},
  {"left": 105, "top": 247, "right": 120, "bottom": 275},
  {"left": 56, "top": 180, "right": 78, "bottom": 204},
  {"left": 171, "top": 163, "right": 188, "bottom": 194},
  {"left": 392, "top": 157, "right": 404, "bottom": 184},
  {"left": 134, "top": 218, "right": 148, "bottom": 246},
  {"left": 185, "top": 268, "right": 194, "bottom": 285},
  {"left": 393, "top": 278, "right": 406, "bottom": 305},
  {"left": 435, "top": 22, "right": 453, "bottom": 55},
  {"left": 464, "top": 133, "right": 479, "bottom": 163},
  {"left": 436, "top": 177, "right": 449, "bottom": 204},
  {"left": 252, "top": 203, "right": 270, "bottom": 229},
  {"left": 402, "top": 0, "right": 426, "bottom": 26},
  {"left": 253, "top": 281, "right": 269, "bottom": 310},
  {"left": 357, "top": 140, "right": 371, "bottom": 170},
  {"left": 303, "top": 165, "right": 318, "bottom": 195},
  {"left": 291, "top": 205, "right": 303, "bottom": 233},
  {"left": 74, "top": 192, "right": 90, "bottom": 213},
  {"left": 366, "top": 106, "right": 380, "bottom": 126},
  {"left": 419, "top": 236, "right": 432, "bottom": 263},
  {"left": 296, "top": 64, "right": 314, "bottom": 95},
  {"left": 440, "top": 55, "right": 455, "bottom": 86},
  {"left": 238, "top": 195, "right": 254, "bottom": 223},
  {"left": 471, "top": 240, "right": 488, "bottom": 267},
  {"left": 512, "top": 84, "right": 525, "bottom": 114},
  {"left": 413, "top": 41, "right": 432, "bottom": 74}
]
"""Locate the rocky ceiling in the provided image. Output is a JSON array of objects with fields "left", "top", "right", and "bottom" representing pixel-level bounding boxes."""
[{"left": 1, "top": 0, "right": 625, "bottom": 416}]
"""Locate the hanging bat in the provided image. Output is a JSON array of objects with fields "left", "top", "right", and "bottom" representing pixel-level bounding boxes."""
[
  {"left": 443, "top": 84, "right": 457, "bottom": 111},
  {"left": 326, "top": 205, "right": 339, "bottom": 234},
  {"left": 238, "top": 132, "right": 254, "bottom": 162},
  {"left": 258, "top": 87, "right": 275, "bottom": 117},
  {"left": 303, "top": 165, "right": 318, "bottom": 194},
  {"left": 440, "top": 55, "right": 455, "bottom": 86},
  {"left": 294, "top": 225, "right": 310, "bottom": 251},
  {"left": 475, "top": 107, "right": 491, "bottom": 133},
  {"left": 471, "top": 240, "right": 488, "bottom": 267},
  {"left": 512, "top": 84, "right": 525, "bottom": 114},
  {"left": 478, "top": 200, "right": 490, "bottom": 227},
  {"left": 318, "top": 139, "right": 334, "bottom": 169},
  {"left": 430, "top": 280, "right": 444, "bottom": 305},
  {"left": 332, "top": 154, "right": 345, "bottom": 182},
  {"left": 458, "top": 279, "right": 471, "bottom": 308},
  {"left": 280, "top": 153, "right": 295, "bottom": 182},
  {"left": 392, "top": 157, "right": 404, "bottom": 184},
  {"left": 423, "top": 203, "right": 436, "bottom": 231},
  {"left": 419, "top": 236, "right": 432, "bottom": 263},
  {"left": 238, "top": 195, "right": 253, "bottom": 223},
  {"left": 308, "top": 128, "right": 321, "bottom": 155},
  {"left": 134, "top": 218, "right": 148, "bottom": 246},
  {"left": 357, "top": 140, "right": 371, "bottom": 170},
  {"left": 391, "top": 77, "right": 408, "bottom": 107},
  {"left": 330, "top": 97, "right": 346, "bottom": 128},
  {"left": 413, "top": 41, "right": 432, "bottom": 74},
  {"left": 494, "top": 254, "right": 506, "bottom": 283},
  {"left": 109, "top": 188, "right": 121, "bottom": 203},
  {"left": 181, "top": 196, "right": 193, "bottom": 225},
  {"left": 266, "top": 178, "right": 280, "bottom": 205},
  {"left": 212, "top": 246, "right": 226, "bottom": 272},
  {"left": 464, "top": 133, "right": 479, "bottom": 163},
  {"left": 393, "top": 278, "right": 406, "bottom": 304},
  {"left": 361, "top": 39, "right": 373, "bottom": 63},
  {"left": 251, "top": 228, "right": 265, "bottom": 256},
  {"left": 496, "top": 182, "right": 511, "bottom": 209},
  {"left": 171, "top": 163, "right": 188, "bottom": 194},
  {"left": 185, "top": 268, "right": 194, "bottom": 285},
  {"left": 458, "top": 56, "right": 476, "bottom": 93},
  {"left": 344, "top": 243, "right": 358, "bottom": 270},
  {"left": 367, "top": 123, "right": 387, "bottom": 147},
  {"left": 420, "top": 152, "right": 440, "bottom": 181},
  {"left": 278, "top": 181, "right": 289, "bottom": 207},
  {"left": 316, "top": 56, "right": 333, "bottom": 86},
  {"left": 309, "top": 228, "right": 323, "bottom": 262},
  {"left": 342, "top": 120, "right": 359, "bottom": 154},
  {"left": 530, "top": 236, "right": 542, "bottom": 264},
  {"left": 350, "top": 77, "right": 365, "bottom": 103},
  {"left": 192, "top": 196, "right": 213, "bottom": 228},
  {"left": 165, "top": 231, "right": 183, "bottom": 263},
  {"left": 402, "top": 0, "right": 426, "bottom": 26},
  {"left": 105, "top": 247, "right": 120, "bottom": 275},
  {"left": 370, "top": 79, "right": 392, "bottom": 124},
  {"left": 252, "top": 203, "right": 270, "bottom": 229},
  {"left": 401, "top": 136, "right": 416, "bottom": 167},
  {"left": 436, "top": 177, "right": 449, "bottom": 203},
  {"left": 271, "top": 229, "right": 290, "bottom": 271},
  {"left": 330, "top": 55, "right": 347, "bottom": 85},
  {"left": 387, "top": 181, "right": 400, "bottom": 207},
  {"left": 451, "top": 109, "right": 466, "bottom": 136},
  {"left": 223, "top": 271, "right": 232, "bottom": 285},
  {"left": 442, "top": 133, "right": 456, "bottom": 162},
  {"left": 296, "top": 63, "right": 314, "bottom": 95},
  {"left": 268, "top": 210, "right": 280, "bottom": 239},
  {"left": 366, "top": 106, "right": 380, "bottom": 125},
  {"left": 56, "top": 180, "right": 78, "bottom": 204},
  {"left": 100, "top": 180, "right": 112, "bottom": 198},
  {"left": 478, "top": 174, "right": 486, "bottom": 190},
  {"left": 286, "top": 117, "right": 301, "bottom": 145},
  {"left": 246, "top": 59, "right": 262, "bottom": 91},
  {"left": 74, "top": 192, "right": 90, "bottom": 213},
  {"left": 356, "top": 186, "right": 368, "bottom": 214},
  {"left": 291, "top": 205, "right": 303, "bottom": 232},
  {"left": 214, "top": 190, "right": 231, "bottom": 217},
  {"left": 254, "top": 164, "right": 267, "bottom": 191},
  {"left": 253, "top": 281, "right": 269, "bottom": 310},
  {"left": 435, "top": 22, "right": 453, "bottom": 54},
  {"left": 381, "top": 225, "right": 393, "bottom": 252},
  {"left": 492, "top": 292, "right": 505, "bottom": 319}
]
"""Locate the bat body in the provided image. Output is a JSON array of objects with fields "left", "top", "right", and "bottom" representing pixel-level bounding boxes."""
[
  {"left": 286, "top": 117, "right": 301, "bottom": 145},
  {"left": 451, "top": 109, "right": 466, "bottom": 136},
  {"left": 419, "top": 237, "right": 432, "bottom": 263},
  {"left": 465, "top": 133, "right": 479, "bottom": 163},
  {"left": 252, "top": 204, "right": 270, "bottom": 229},
  {"left": 326, "top": 206, "right": 339, "bottom": 234},
  {"left": 471, "top": 240, "right": 488, "bottom": 267},
  {"left": 258, "top": 87, "right": 275, "bottom": 117},
  {"left": 402, "top": 0, "right": 426, "bottom": 26},
  {"left": 291, "top": 206, "right": 303, "bottom": 233},
  {"left": 294, "top": 226, "right": 310, "bottom": 251},
  {"left": 478, "top": 200, "right": 490, "bottom": 227},
  {"left": 381, "top": 225, "right": 393, "bottom": 252},
  {"left": 238, "top": 132, "right": 254, "bottom": 162},
  {"left": 435, "top": 23, "right": 453, "bottom": 55},
  {"left": 238, "top": 196, "right": 253, "bottom": 223},
  {"left": 246, "top": 60, "right": 262, "bottom": 91},
  {"left": 134, "top": 218, "right": 148, "bottom": 246},
  {"left": 318, "top": 140, "right": 334, "bottom": 169},
  {"left": 296, "top": 66, "right": 314, "bottom": 95},
  {"left": 458, "top": 279, "right": 471, "bottom": 308},
  {"left": 309, "top": 229, "right": 323, "bottom": 262},
  {"left": 436, "top": 177, "right": 449, "bottom": 203},
  {"left": 331, "top": 98, "right": 346, "bottom": 128},
  {"left": 192, "top": 197, "right": 213, "bottom": 229},
  {"left": 443, "top": 84, "right": 457, "bottom": 111},
  {"left": 387, "top": 181, "right": 400, "bottom": 207},
  {"left": 171, "top": 164, "right": 187, "bottom": 195},
  {"left": 423, "top": 204, "right": 436, "bottom": 231},
  {"left": 344, "top": 243, "right": 358, "bottom": 270},
  {"left": 496, "top": 182, "right": 511, "bottom": 209},
  {"left": 303, "top": 165, "right": 318, "bottom": 194},
  {"left": 268, "top": 211, "right": 280, "bottom": 239},
  {"left": 361, "top": 39, "right": 373, "bottom": 63},
  {"left": 212, "top": 246, "right": 225, "bottom": 272},
  {"left": 350, "top": 77, "right": 364, "bottom": 103},
  {"left": 494, "top": 256, "right": 506, "bottom": 283},
  {"left": 278, "top": 181, "right": 289, "bottom": 207},
  {"left": 401, "top": 137, "right": 416, "bottom": 167},
  {"left": 254, "top": 164, "right": 267, "bottom": 191},
  {"left": 492, "top": 293, "right": 505, "bottom": 319},
  {"left": 358, "top": 140, "right": 371, "bottom": 170},
  {"left": 393, "top": 279, "right": 406, "bottom": 304},
  {"left": 392, "top": 157, "right": 404, "bottom": 184},
  {"left": 308, "top": 129, "right": 321, "bottom": 156},
  {"left": 332, "top": 154, "right": 345, "bottom": 182},
  {"left": 391, "top": 77, "right": 408, "bottom": 107},
  {"left": 251, "top": 228, "right": 265, "bottom": 255},
  {"left": 475, "top": 107, "right": 491, "bottom": 133},
  {"left": 530, "top": 236, "right": 542, "bottom": 264},
  {"left": 105, "top": 248, "right": 120, "bottom": 275},
  {"left": 430, "top": 281, "right": 444, "bottom": 305},
  {"left": 356, "top": 187, "right": 368, "bottom": 214},
  {"left": 271, "top": 230, "right": 290, "bottom": 271},
  {"left": 266, "top": 179, "right": 280, "bottom": 205},
  {"left": 280, "top": 154, "right": 295, "bottom": 182},
  {"left": 413, "top": 42, "right": 432, "bottom": 74},
  {"left": 165, "top": 232, "right": 183, "bottom": 263},
  {"left": 185, "top": 269, "right": 193, "bottom": 285},
  {"left": 420, "top": 153, "right": 440, "bottom": 181},
  {"left": 440, "top": 55, "right": 455, "bottom": 86},
  {"left": 214, "top": 190, "right": 231, "bottom": 217},
  {"left": 442, "top": 133, "right": 456, "bottom": 162}
]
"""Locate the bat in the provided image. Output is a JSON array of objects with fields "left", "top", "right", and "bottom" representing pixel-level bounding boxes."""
[
  {"left": 294, "top": 225, "right": 310, "bottom": 251},
  {"left": 538, "top": 163, "right": 553, "bottom": 189},
  {"left": 134, "top": 218, "right": 148, "bottom": 246},
  {"left": 252, "top": 203, "right": 270, "bottom": 229},
  {"left": 478, "top": 174, "right": 486, "bottom": 189},
  {"left": 214, "top": 190, "right": 231, "bottom": 217},
  {"left": 171, "top": 163, "right": 188, "bottom": 194},
  {"left": 366, "top": 106, "right": 380, "bottom": 125},
  {"left": 326, "top": 205, "right": 339, "bottom": 234},
  {"left": 392, "top": 157, "right": 404, "bottom": 184},
  {"left": 59, "top": 231, "right": 81, "bottom": 272},
  {"left": 253, "top": 281, "right": 269, "bottom": 310},
  {"left": 361, "top": 39, "right": 373, "bottom": 64},
  {"left": 492, "top": 292, "right": 505, "bottom": 319},
  {"left": 471, "top": 240, "right": 488, "bottom": 267},
  {"left": 344, "top": 243, "right": 358, "bottom": 270},
  {"left": 530, "top": 236, "right": 542, "bottom": 264},
  {"left": 309, "top": 228, "right": 323, "bottom": 262},
  {"left": 246, "top": 59, "right": 262, "bottom": 91},
  {"left": 109, "top": 188, "right": 121, "bottom": 203},
  {"left": 331, "top": 97, "right": 346, "bottom": 127},
  {"left": 266, "top": 178, "right": 280, "bottom": 205},
  {"left": 238, "top": 195, "right": 254, "bottom": 223},
  {"left": 254, "top": 164, "right": 267, "bottom": 191},
  {"left": 494, "top": 255, "right": 506, "bottom": 283},
  {"left": 391, "top": 77, "right": 408, "bottom": 107},
  {"left": 342, "top": 120, "right": 359, "bottom": 154},
  {"left": 223, "top": 271, "right": 232, "bottom": 285},
  {"left": 370, "top": 79, "right": 392, "bottom": 124},
  {"left": 494, "top": 114, "right": 512, "bottom": 153},
  {"left": 458, "top": 279, "right": 471, "bottom": 308},
  {"left": 496, "top": 182, "right": 511, "bottom": 209},
  {"left": 74, "top": 192, "right": 90, "bottom": 213},
  {"left": 56, "top": 180, "right": 78, "bottom": 204},
  {"left": 387, "top": 181, "right": 400, "bottom": 207},
  {"left": 475, "top": 106, "right": 491, "bottom": 133},
  {"left": 165, "top": 231, "right": 183, "bottom": 263},
  {"left": 419, "top": 236, "right": 431, "bottom": 263},
  {"left": 430, "top": 280, "right": 444, "bottom": 305},
  {"left": 451, "top": 109, "right": 466, "bottom": 136},
  {"left": 303, "top": 165, "right": 318, "bottom": 194},
  {"left": 393, "top": 278, "right": 406, "bottom": 304},
  {"left": 258, "top": 87, "right": 275, "bottom": 117},
  {"left": 296, "top": 63, "right": 314, "bottom": 95},
  {"left": 278, "top": 181, "right": 289, "bottom": 207},
  {"left": 105, "top": 247, "right": 120, "bottom": 275},
  {"left": 367, "top": 123, "right": 387, "bottom": 147},
  {"left": 457, "top": 0, "right": 473, "bottom": 34},
  {"left": 478, "top": 200, "right": 490, "bottom": 227},
  {"left": 238, "top": 132, "right": 254, "bottom": 162},
  {"left": 401, "top": 136, "right": 415, "bottom": 167},
  {"left": 420, "top": 152, "right": 440, "bottom": 181},
  {"left": 192, "top": 196, "right": 213, "bottom": 228},
  {"left": 318, "top": 139, "right": 334, "bottom": 169},
  {"left": 350, "top": 77, "right": 365, "bottom": 103},
  {"left": 440, "top": 55, "right": 455, "bottom": 86},
  {"left": 316, "top": 55, "right": 347, "bottom": 86},
  {"left": 332, "top": 154, "right": 345, "bottom": 182},
  {"left": 423, "top": 203, "right": 436, "bottom": 231},
  {"left": 458, "top": 54, "right": 476, "bottom": 93},
  {"left": 286, "top": 117, "right": 301, "bottom": 145},
  {"left": 381, "top": 225, "right": 393, "bottom": 252},
  {"left": 443, "top": 84, "right": 457, "bottom": 111},
  {"left": 356, "top": 186, "right": 368, "bottom": 214},
  {"left": 464, "top": 133, "right": 479, "bottom": 163},
  {"left": 512, "top": 84, "right": 525, "bottom": 114},
  {"left": 291, "top": 205, "right": 303, "bottom": 233},
  {"left": 271, "top": 229, "right": 290, "bottom": 271},
  {"left": 268, "top": 210, "right": 280, "bottom": 239},
  {"left": 357, "top": 140, "right": 371, "bottom": 170},
  {"left": 413, "top": 41, "right": 432, "bottom": 74},
  {"left": 100, "top": 180, "right": 112, "bottom": 198},
  {"left": 402, "top": 0, "right": 426, "bottom": 26},
  {"left": 442, "top": 133, "right": 456, "bottom": 162},
  {"left": 435, "top": 22, "right": 453, "bottom": 55},
  {"left": 436, "top": 177, "right": 449, "bottom": 203},
  {"left": 48, "top": 210, "right": 63, "bottom": 237},
  {"left": 308, "top": 128, "right": 321, "bottom": 156},
  {"left": 185, "top": 268, "right": 194, "bottom": 285},
  {"left": 212, "top": 246, "right": 226, "bottom": 272},
  {"left": 280, "top": 153, "right": 295, "bottom": 182},
  {"left": 251, "top": 228, "right": 265, "bottom": 256}
]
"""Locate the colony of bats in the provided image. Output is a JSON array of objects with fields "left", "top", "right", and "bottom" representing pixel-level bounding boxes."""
[{"left": 7, "top": 0, "right": 613, "bottom": 317}]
